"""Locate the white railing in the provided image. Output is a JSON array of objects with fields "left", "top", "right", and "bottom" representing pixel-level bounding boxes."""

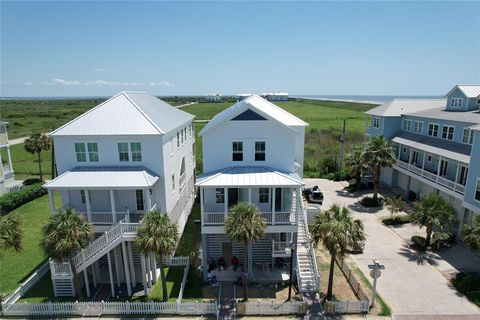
[
  {"left": 409, "top": 165, "right": 422, "bottom": 175},
  {"left": 2, "top": 261, "right": 50, "bottom": 305},
  {"left": 203, "top": 212, "right": 225, "bottom": 224},
  {"left": 324, "top": 300, "right": 369, "bottom": 314},
  {"left": 49, "top": 260, "right": 72, "bottom": 276},
  {"left": 236, "top": 301, "right": 306, "bottom": 315},
  {"left": 79, "top": 212, "right": 129, "bottom": 225},
  {"left": 162, "top": 256, "right": 190, "bottom": 266},
  {"left": 274, "top": 211, "right": 295, "bottom": 224},
  {"left": 422, "top": 170, "right": 437, "bottom": 181},
  {"left": 1, "top": 301, "right": 218, "bottom": 317},
  {"left": 170, "top": 176, "right": 194, "bottom": 224},
  {"left": 261, "top": 211, "right": 273, "bottom": 223},
  {"left": 455, "top": 184, "right": 466, "bottom": 194},
  {"left": 437, "top": 176, "right": 456, "bottom": 189},
  {"left": 177, "top": 262, "right": 190, "bottom": 302},
  {"left": 272, "top": 240, "right": 291, "bottom": 256},
  {"left": 396, "top": 159, "right": 409, "bottom": 170}
]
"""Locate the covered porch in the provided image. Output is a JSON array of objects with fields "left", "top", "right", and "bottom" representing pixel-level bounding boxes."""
[{"left": 44, "top": 166, "right": 160, "bottom": 225}]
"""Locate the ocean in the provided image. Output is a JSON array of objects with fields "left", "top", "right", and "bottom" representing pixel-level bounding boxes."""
[{"left": 291, "top": 95, "right": 443, "bottom": 105}]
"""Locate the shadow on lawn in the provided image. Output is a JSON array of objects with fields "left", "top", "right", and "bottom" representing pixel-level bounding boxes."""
[{"left": 17, "top": 258, "right": 49, "bottom": 284}]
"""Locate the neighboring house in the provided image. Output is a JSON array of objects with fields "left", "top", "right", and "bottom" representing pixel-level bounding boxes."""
[
  {"left": 0, "top": 120, "right": 19, "bottom": 196},
  {"left": 43, "top": 92, "right": 196, "bottom": 297},
  {"left": 196, "top": 95, "right": 320, "bottom": 293},
  {"left": 366, "top": 85, "right": 480, "bottom": 236},
  {"left": 262, "top": 92, "right": 289, "bottom": 101},
  {"left": 205, "top": 93, "right": 222, "bottom": 102}
]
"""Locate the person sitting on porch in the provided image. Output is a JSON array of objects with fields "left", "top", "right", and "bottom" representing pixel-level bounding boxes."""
[
  {"left": 275, "top": 257, "right": 284, "bottom": 269},
  {"left": 218, "top": 256, "right": 226, "bottom": 271},
  {"left": 207, "top": 271, "right": 218, "bottom": 284},
  {"left": 231, "top": 255, "right": 239, "bottom": 271},
  {"left": 207, "top": 258, "right": 216, "bottom": 272}
]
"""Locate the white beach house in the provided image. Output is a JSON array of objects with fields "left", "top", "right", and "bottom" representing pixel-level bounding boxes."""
[
  {"left": 196, "top": 95, "right": 319, "bottom": 293},
  {"left": 0, "top": 120, "right": 19, "bottom": 196},
  {"left": 43, "top": 92, "right": 196, "bottom": 297}
]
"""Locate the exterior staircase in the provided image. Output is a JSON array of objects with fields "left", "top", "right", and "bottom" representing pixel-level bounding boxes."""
[{"left": 295, "top": 194, "right": 320, "bottom": 293}]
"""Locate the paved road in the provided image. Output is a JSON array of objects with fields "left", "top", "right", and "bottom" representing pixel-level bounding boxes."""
[{"left": 304, "top": 178, "right": 480, "bottom": 318}]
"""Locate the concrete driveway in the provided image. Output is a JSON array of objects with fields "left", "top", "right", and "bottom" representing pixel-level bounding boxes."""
[{"left": 304, "top": 178, "right": 480, "bottom": 318}]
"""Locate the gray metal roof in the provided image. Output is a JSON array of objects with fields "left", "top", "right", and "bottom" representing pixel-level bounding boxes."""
[
  {"left": 392, "top": 132, "right": 471, "bottom": 163},
  {"left": 199, "top": 94, "right": 307, "bottom": 136},
  {"left": 365, "top": 99, "right": 447, "bottom": 117},
  {"left": 195, "top": 166, "right": 304, "bottom": 187},
  {"left": 446, "top": 85, "right": 480, "bottom": 98},
  {"left": 51, "top": 92, "right": 194, "bottom": 136},
  {"left": 43, "top": 166, "right": 159, "bottom": 189},
  {"left": 407, "top": 107, "right": 480, "bottom": 124}
]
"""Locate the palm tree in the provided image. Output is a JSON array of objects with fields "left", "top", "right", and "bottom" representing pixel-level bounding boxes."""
[
  {"left": 42, "top": 208, "right": 93, "bottom": 300},
  {"left": 411, "top": 194, "right": 457, "bottom": 247},
  {"left": 463, "top": 214, "right": 480, "bottom": 251},
  {"left": 135, "top": 210, "right": 178, "bottom": 302},
  {"left": 310, "top": 204, "right": 365, "bottom": 301},
  {"left": 24, "top": 132, "right": 51, "bottom": 181},
  {"left": 225, "top": 202, "right": 266, "bottom": 301},
  {"left": 363, "top": 136, "right": 396, "bottom": 203},
  {"left": 385, "top": 196, "right": 406, "bottom": 218},
  {"left": 0, "top": 215, "right": 23, "bottom": 252},
  {"left": 345, "top": 145, "right": 365, "bottom": 190}
]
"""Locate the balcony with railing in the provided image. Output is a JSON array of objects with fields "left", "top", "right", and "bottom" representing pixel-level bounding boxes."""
[{"left": 272, "top": 240, "right": 292, "bottom": 257}]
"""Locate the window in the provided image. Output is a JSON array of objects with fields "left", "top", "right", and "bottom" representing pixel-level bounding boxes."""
[
  {"left": 462, "top": 128, "right": 474, "bottom": 145},
  {"left": 80, "top": 190, "right": 89, "bottom": 204},
  {"left": 75, "top": 143, "right": 87, "bottom": 162},
  {"left": 179, "top": 157, "right": 186, "bottom": 188},
  {"left": 441, "top": 125, "right": 455, "bottom": 140},
  {"left": 450, "top": 98, "right": 463, "bottom": 108},
  {"left": 403, "top": 119, "right": 412, "bottom": 132},
  {"left": 135, "top": 190, "right": 144, "bottom": 211},
  {"left": 131, "top": 142, "right": 142, "bottom": 161},
  {"left": 177, "top": 132, "right": 180, "bottom": 148},
  {"left": 171, "top": 174, "right": 175, "bottom": 193},
  {"left": 118, "top": 143, "right": 129, "bottom": 162},
  {"left": 372, "top": 117, "right": 380, "bottom": 128},
  {"left": 458, "top": 166, "right": 468, "bottom": 185},
  {"left": 259, "top": 188, "right": 269, "bottom": 203},
  {"left": 216, "top": 188, "right": 225, "bottom": 203},
  {"left": 440, "top": 160, "right": 448, "bottom": 176},
  {"left": 255, "top": 141, "right": 266, "bottom": 161},
  {"left": 402, "top": 147, "right": 407, "bottom": 153},
  {"left": 427, "top": 154, "right": 432, "bottom": 162},
  {"left": 413, "top": 121, "right": 423, "bottom": 134},
  {"left": 232, "top": 142, "right": 243, "bottom": 161},
  {"left": 87, "top": 143, "right": 99, "bottom": 162},
  {"left": 475, "top": 179, "right": 480, "bottom": 202},
  {"left": 428, "top": 123, "right": 439, "bottom": 137}
]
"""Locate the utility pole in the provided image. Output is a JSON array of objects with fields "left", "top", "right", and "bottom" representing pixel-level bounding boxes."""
[
  {"left": 339, "top": 119, "right": 346, "bottom": 171},
  {"left": 368, "top": 259, "right": 385, "bottom": 308}
]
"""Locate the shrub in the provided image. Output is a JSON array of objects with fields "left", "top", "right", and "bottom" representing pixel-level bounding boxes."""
[
  {"left": 431, "top": 232, "right": 455, "bottom": 250},
  {"left": 23, "top": 178, "right": 43, "bottom": 186},
  {"left": 452, "top": 272, "right": 480, "bottom": 296},
  {"left": 382, "top": 215, "right": 413, "bottom": 226},
  {"left": 361, "top": 196, "right": 384, "bottom": 207},
  {"left": 333, "top": 171, "right": 351, "bottom": 181},
  {"left": 0, "top": 183, "right": 47, "bottom": 215},
  {"left": 319, "top": 156, "right": 337, "bottom": 174},
  {"left": 411, "top": 235, "right": 427, "bottom": 250}
]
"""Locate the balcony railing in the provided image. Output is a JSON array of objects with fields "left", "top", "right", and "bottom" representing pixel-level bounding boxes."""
[
  {"left": 394, "top": 159, "right": 466, "bottom": 195},
  {"left": 203, "top": 211, "right": 296, "bottom": 226},
  {"left": 272, "top": 240, "right": 291, "bottom": 257}
]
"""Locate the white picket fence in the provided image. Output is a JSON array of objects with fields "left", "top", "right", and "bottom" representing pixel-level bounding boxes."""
[
  {"left": 236, "top": 301, "right": 307, "bottom": 315},
  {"left": 324, "top": 300, "right": 369, "bottom": 314},
  {"left": 2, "top": 260, "right": 50, "bottom": 305},
  {"left": 2, "top": 301, "right": 218, "bottom": 317}
]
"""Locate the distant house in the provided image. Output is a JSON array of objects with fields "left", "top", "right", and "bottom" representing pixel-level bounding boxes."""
[
  {"left": 262, "top": 92, "right": 289, "bottom": 101},
  {"left": 205, "top": 94, "right": 222, "bottom": 102},
  {"left": 196, "top": 94, "right": 320, "bottom": 293},
  {"left": 43, "top": 92, "right": 196, "bottom": 297},
  {"left": 235, "top": 93, "right": 254, "bottom": 100},
  {"left": 0, "top": 120, "right": 19, "bottom": 196},
  {"left": 365, "top": 84, "right": 480, "bottom": 237}
]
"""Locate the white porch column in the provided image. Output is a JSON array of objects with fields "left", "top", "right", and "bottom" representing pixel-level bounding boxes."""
[
  {"left": 146, "top": 254, "right": 152, "bottom": 288},
  {"left": 107, "top": 250, "right": 115, "bottom": 297},
  {"left": 271, "top": 188, "right": 276, "bottom": 225},
  {"left": 421, "top": 152, "right": 426, "bottom": 170},
  {"left": 127, "top": 242, "right": 136, "bottom": 286},
  {"left": 248, "top": 188, "right": 252, "bottom": 203},
  {"left": 436, "top": 156, "right": 443, "bottom": 181},
  {"left": 150, "top": 252, "right": 157, "bottom": 284},
  {"left": 109, "top": 190, "right": 117, "bottom": 224},
  {"left": 200, "top": 188, "right": 204, "bottom": 226},
  {"left": 83, "top": 269, "right": 90, "bottom": 297},
  {"left": 114, "top": 246, "right": 121, "bottom": 287},
  {"left": 84, "top": 190, "right": 92, "bottom": 221},
  {"left": 141, "top": 253, "right": 148, "bottom": 295},
  {"left": 455, "top": 161, "right": 461, "bottom": 185},
  {"left": 48, "top": 189, "right": 55, "bottom": 215},
  {"left": 397, "top": 144, "right": 401, "bottom": 160},
  {"left": 6, "top": 147, "right": 13, "bottom": 172},
  {"left": 224, "top": 187, "right": 228, "bottom": 218},
  {"left": 121, "top": 241, "right": 132, "bottom": 296},
  {"left": 408, "top": 148, "right": 413, "bottom": 167},
  {"left": 65, "top": 191, "right": 70, "bottom": 207},
  {"left": 145, "top": 189, "right": 152, "bottom": 211}
]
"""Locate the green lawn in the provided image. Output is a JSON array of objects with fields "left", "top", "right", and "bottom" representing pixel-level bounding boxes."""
[
  {"left": 8, "top": 143, "right": 52, "bottom": 181},
  {"left": 0, "top": 194, "right": 59, "bottom": 296},
  {"left": 146, "top": 266, "right": 184, "bottom": 301},
  {"left": 18, "top": 271, "right": 76, "bottom": 303}
]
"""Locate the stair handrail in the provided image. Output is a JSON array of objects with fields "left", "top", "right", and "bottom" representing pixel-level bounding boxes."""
[{"left": 299, "top": 202, "right": 320, "bottom": 291}]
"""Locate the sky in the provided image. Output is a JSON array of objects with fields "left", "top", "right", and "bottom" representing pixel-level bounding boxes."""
[{"left": 1, "top": 1, "right": 479, "bottom": 97}]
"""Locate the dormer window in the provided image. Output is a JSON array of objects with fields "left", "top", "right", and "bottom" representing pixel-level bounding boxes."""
[
  {"left": 450, "top": 98, "right": 463, "bottom": 108},
  {"left": 462, "top": 128, "right": 474, "bottom": 145},
  {"left": 441, "top": 125, "right": 455, "bottom": 140},
  {"left": 403, "top": 119, "right": 412, "bottom": 132},
  {"left": 232, "top": 142, "right": 243, "bottom": 161},
  {"left": 413, "top": 121, "right": 423, "bottom": 134}
]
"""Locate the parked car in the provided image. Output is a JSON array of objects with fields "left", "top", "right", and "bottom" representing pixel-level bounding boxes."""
[{"left": 302, "top": 186, "right": 324, "bottom": 204}]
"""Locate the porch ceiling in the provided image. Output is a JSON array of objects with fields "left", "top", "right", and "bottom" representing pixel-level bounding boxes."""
[
  {"left": 195, "top": 166, "right": 303, "bottom": 187},
  {"left": 392, "top": 132, "right": 471, "bottom": 163},
  {"left": 43, "top": 166, "right": 159, "bottom": 190}
]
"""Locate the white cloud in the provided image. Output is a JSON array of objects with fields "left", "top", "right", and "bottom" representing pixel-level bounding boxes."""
[
  {"left": 150, "top": 81, "right": 175, "bottom": 87},
  {"left": 53, "top": 78, "right": 81, "bottom": 85},
  {"left": 36, "top": 78, "right": 175, "bottom": 88},
  {"left": 91, "top": 67, "right": 111, "bottom": 72},
  {"left": 24, "top": 82, "right": 33, "bottom": 85}
]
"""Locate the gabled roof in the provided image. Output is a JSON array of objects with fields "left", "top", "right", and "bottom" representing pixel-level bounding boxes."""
[
  {"left": 199, "top": 94, "right": 307, "bottom": 136},
  {"left": 195, "top": 166, "right": 304, "bottom": 187},
  {"left": 43, "top": 166, "right": 159, "bottom": 189},
  {"left": 446, "top": 85, "right": 480, "bottom": 98},
  {"left": 51, "top": 92, "right": 194, "bottom": 136},
  {"left": 365, "top": 99, "right": 446, "bottom": 117}
]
